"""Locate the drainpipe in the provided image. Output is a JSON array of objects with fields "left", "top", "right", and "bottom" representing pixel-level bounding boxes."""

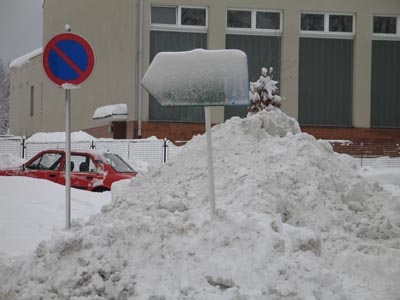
[{"left": 137, "top": 0, "right": 144, "bottom": 138}]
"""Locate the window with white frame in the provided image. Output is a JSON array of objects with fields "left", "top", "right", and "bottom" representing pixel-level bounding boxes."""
[
  {"left": 373, "top": 15, "right": 400, "bottom": 37},
  {"left": 151, "top": 5, "right": 207, "bottom": 29},
  {"left": 227, "top": 9, "right": 282, "bottom": 34},
  {"left": 300, "top": 12, "right": 355, "bottom": 36}
]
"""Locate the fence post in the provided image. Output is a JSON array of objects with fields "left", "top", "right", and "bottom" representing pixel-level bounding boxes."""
[
  {"left": 360, "top": 142, "right": 363, "bottom": 167},
  {"left": 163, "top": 139, "right": 168, "bottom": 163},
  {"left": 21, "top": 137, "right": 26, "bottom": 159}
]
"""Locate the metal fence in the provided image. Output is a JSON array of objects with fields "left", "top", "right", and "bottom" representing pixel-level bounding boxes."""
[
  {"left": 0, "top": 136, "right": 399, "bottom": 169},
  {"left": 331, "top": 141, "right": 400, "bottom": 168},
  {"left": 0, "top": 136, "right": 23, "bottom": 158},
  {"left": 0, "top": 136, "right": 185, "bottom": 168}
]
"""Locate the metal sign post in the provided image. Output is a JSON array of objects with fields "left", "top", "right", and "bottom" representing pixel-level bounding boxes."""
[
  {"left": 43, "top": 29, "right": 95, "bottom": 230},
  {"left": 65, "top": 89, "right": 71, "bottom": 229},
  {"left": 204, "top": 106, "right": 216, "bottom": 219}
]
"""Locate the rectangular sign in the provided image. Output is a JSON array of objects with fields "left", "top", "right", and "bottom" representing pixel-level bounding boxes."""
[{"left": 141, "top": 49, "right": 249, "bottom": 106}]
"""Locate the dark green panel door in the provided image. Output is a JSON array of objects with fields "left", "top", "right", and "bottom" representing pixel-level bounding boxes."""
[
  {"left": 371, "top": 41, "right": 400, "bottom": 128},
  {"left": 149, "top": 31, "right": 207, "bottom": 122},
  {"left": 299, "top": 38, "right": 353, "bottom": 126},
  {"left": 225, "top": 34, "right": 281, "bottom": 120}
]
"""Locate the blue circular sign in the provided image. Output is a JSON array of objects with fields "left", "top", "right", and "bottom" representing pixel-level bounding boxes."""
[{"left": 43, "top": 33, "right": 95, "bottom": 86}]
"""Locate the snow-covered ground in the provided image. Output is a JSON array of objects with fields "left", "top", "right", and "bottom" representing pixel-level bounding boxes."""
[
  {"left": 0, "top": 110, "right": 399, "bottom": 300},
  {"left": 0, "top": 176, "right": 111, "bottom": 257}
]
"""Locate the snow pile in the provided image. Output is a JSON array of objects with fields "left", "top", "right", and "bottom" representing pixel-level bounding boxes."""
[
  {"left": 1, "top": 110, "right": 400, "bottom": 300},
  {"left": 126, "top": 157, "right": 152, "bottom": 174},
  {"left": 359, "top": 166, "right": 400, "bottom": 186},
  {"left": 0, "top": 177, "right": 111, "bottom": 257},
  {"left": 0, "top": 153, "right": 25, "bottom": 169},
  {"left": 26, "top": 131, "right": 95, "bottom": 142}
]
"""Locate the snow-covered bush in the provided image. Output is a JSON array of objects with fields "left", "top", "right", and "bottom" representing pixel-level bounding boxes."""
[{"left": 248, "top": 67, "right": 282, "bottom": 115}]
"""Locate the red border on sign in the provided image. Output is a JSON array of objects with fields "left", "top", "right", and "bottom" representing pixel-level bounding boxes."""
[{"left": 43, "top": 33, "right": 95, "bottom": 87}]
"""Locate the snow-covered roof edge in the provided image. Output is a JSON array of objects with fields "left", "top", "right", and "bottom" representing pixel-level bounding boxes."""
[
  {"left": 9, "top": 48, "right": 43, "bottom": 69},
  {"left": 93, "top": 103, "right": 128, "bottom": 120}
]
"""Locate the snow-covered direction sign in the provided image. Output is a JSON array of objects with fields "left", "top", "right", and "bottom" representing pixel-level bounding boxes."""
[{"left": 141, "top": 49, "right": 249, "bottom": 106}]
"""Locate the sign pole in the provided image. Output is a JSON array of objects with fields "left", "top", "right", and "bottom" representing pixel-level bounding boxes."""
[
  {"left": 43, "top": 30, "right": 95, "bottom": 230},
  {"left": 204, "top": 106, "right": 216, "bottom": 219},
  {"left": 65, "top": 89, "right": 71, "bottom": 230}
]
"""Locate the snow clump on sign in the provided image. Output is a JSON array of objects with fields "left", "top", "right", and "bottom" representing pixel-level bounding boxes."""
[{"left": 1, "top": 110, "right": 400, "bottom": 300}]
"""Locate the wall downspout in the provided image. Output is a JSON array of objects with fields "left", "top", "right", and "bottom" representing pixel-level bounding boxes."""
[{"left": 137, "top": 0, "right": 144, "bottom": 138}]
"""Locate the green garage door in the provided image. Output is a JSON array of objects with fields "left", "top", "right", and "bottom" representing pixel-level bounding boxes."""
[
  {"left": 225, "top": 34, "right": 281, "bottom": 120},
  {"left": 371, "top": 41, "right": 400, "bottom": 128},
  {"left": 299, "top": 38, "right": 353, "bottom": 126},
  {"left": 149, "top": 31, "right": 207, "bottom": 122}
]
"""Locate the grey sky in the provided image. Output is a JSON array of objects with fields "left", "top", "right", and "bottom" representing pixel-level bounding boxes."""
[{"left": 0, "top": 0, "right": 43, "bottom": 63}]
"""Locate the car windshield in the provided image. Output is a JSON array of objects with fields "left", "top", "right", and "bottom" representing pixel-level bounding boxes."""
[
  {"left": 102, "top": 153, "right": 135, "bottom": 173},
  {"left": 27, "top": 152, "right": 63, "bottom": 170}
]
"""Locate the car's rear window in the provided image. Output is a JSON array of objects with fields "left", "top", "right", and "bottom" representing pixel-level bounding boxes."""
[{"left": 102, "top": 153, "right": 135, "bottom": 173}]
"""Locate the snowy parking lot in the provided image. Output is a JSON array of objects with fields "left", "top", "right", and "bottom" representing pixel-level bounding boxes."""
[{"left": 0, "top": 110, "right": 399, "bottom": 300}]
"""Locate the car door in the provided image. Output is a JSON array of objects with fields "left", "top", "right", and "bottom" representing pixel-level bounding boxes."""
[
  {"left": 24, "top": 152, "right": 63, "bottom": 183},
  {"left": 59, "top": 154, "right": 104, "bottom": 190}
]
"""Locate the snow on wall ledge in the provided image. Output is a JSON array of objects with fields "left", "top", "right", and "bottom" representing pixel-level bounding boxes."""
[
  {"left": 9, "top": 48, "right": 43, "bottom": 69},
  {"left": 1, "top": 110, "right": 400, "bottom": 300}
]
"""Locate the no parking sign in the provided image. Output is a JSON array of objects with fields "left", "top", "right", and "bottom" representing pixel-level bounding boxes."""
[{"left": 43, "top": 33, "right": 95, "bottom": 87}]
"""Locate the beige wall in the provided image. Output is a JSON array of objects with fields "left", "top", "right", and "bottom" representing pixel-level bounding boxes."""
[
  {"left": 9, "top": 0, "right": 400, "bottom": 137},
  {"left": 9, "top": 55, "right": 44, "bottom": 136},
  {"left": 144, "top": 0, "right": 400, "bottom": 127},
  {"left": 42, "top": 0, "right": 138, "bottom": 133}
]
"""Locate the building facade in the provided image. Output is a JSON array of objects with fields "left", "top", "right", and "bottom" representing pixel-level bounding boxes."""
[{"left": 9, "top": 0, "right": 400, "bottom": 141}]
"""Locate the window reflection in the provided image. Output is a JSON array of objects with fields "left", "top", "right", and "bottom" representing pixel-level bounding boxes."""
[
  {"left": 256, "top": 12, "right": 280, "bottom": 30},
  {"left": 329, "top": 15, "right": 353, "bottom": 32},
  {"left": 373, "top": 16, "right": 397, "bottom": 34},
  {"left": 227, "top": 10, "right": 251, "bottom": 28},
  {"left": 301, "top": 14, "right": 324, "bottom": 31},
  {"left": 181, "top": 8, "right": 206, "bottom": 26}
]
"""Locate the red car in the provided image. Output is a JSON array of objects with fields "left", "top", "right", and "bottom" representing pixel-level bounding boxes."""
[{"left": 0, "top": 149, "right": 137, "bottom": 192}]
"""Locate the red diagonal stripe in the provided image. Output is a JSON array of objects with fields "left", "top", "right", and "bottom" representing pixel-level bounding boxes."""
[{"left": 52, "top": 44, "right": 84, "bottom": 76}]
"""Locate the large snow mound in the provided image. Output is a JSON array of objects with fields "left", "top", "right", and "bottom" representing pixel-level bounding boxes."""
[{"left": 1, "top": 110, "right": 399, "bottom": 300}]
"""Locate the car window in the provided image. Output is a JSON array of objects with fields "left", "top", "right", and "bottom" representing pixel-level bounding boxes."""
[
  {"left": 27, "top": 153, "right": 63, "bottom": 170},
  {"left": 68, "top": 154, "right": 97, "bottom": 173},
  {"left": 102, "top": 153, "right": 135, "bottom": 173}
]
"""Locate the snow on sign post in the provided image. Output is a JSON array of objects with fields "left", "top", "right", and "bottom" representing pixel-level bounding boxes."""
[
  {"left": 43, "top": 30, "right": 95, "bottom": 230},
  {"left": 142, "top": 49, "right": 249, "bottom": 219}
]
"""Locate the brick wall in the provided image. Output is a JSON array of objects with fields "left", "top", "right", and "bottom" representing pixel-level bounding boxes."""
[
  {"left": 84, "top": 122, "right": 400, "bottom": 157},
  {"left": 301, "top": 127, "right": 400, "bottom": 157},
  {"left": 301, "top": 126, "right": 400, "bottom": 143}
]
